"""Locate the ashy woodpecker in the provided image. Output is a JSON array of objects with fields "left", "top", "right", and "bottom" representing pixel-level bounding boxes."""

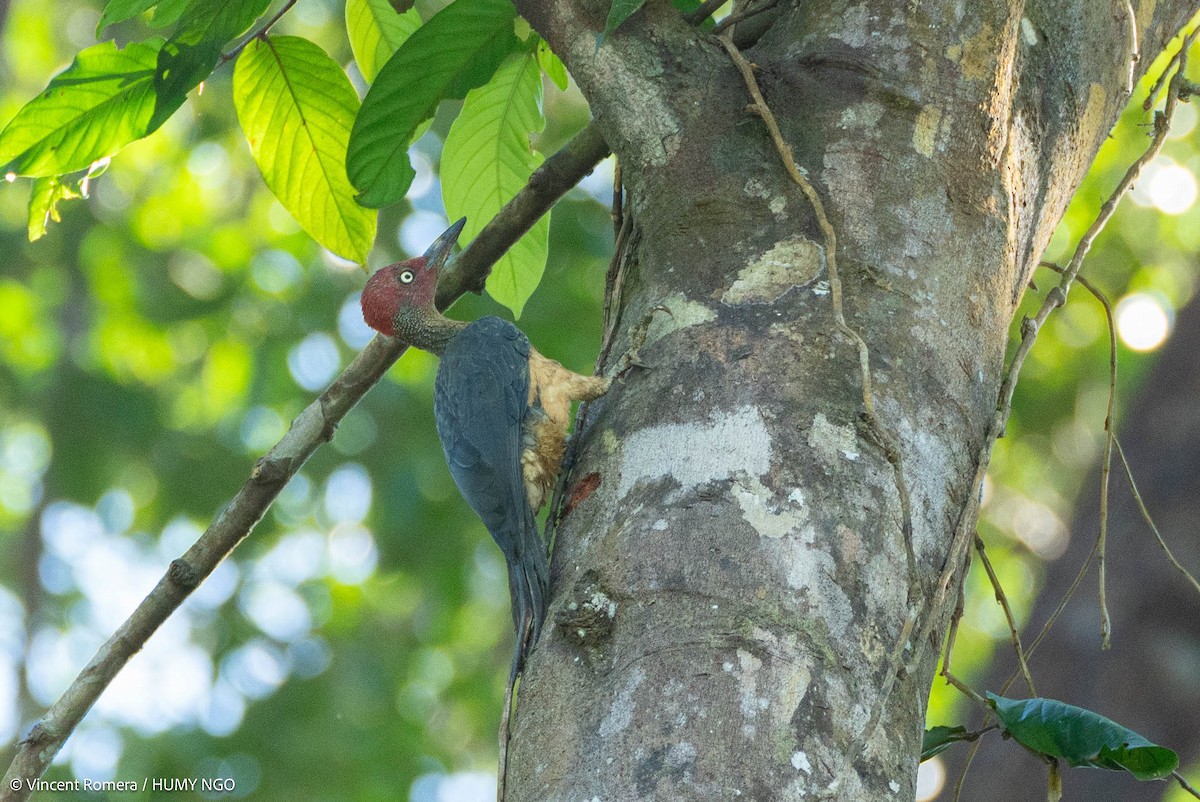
[{"left": 361, "top": 219, "right": 609, "bottom": 678}]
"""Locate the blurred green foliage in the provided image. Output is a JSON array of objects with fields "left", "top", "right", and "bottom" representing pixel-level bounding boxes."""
[
  {"left": 0, "top": 1, "right": 612, "bottom": 798},
  {"left": 0, "top": 2, "right": 1197, "bottom": 801}
]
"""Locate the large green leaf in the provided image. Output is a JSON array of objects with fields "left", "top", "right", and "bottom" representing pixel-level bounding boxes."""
[
  {"left": 0, "top": 40, "right": 171, "bottom": 177},
  {"left": 442, "top": 49, "right": 547, "bottom": 317},
  {"left": 150, "top": 0, "right": 273, "bottom": 130},
  {"left": 987, "top": 693, "right": 1179, "bottom": 780},
  {"left": 234, "top": 36, "right": 377, "bottom": 264},
  {"left": 347, "top": 0, "right": 517, "bottom": 208},
  {"left": 346, "top": 0, "right": 421, "bottom": 83}
]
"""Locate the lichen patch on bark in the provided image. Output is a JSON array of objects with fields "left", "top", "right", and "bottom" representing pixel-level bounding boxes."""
[
  {"left": 599, "top": 666, "right": 645, "bottom": 738},
  {"left": 722, "top": 236, "right": 823, "bottom": 306},
  {"left": 642, "top": 292, "right": 717, "bottom": 350},
  {"left": 912, "top": 105, "right": 942, "bottom": 158},
  {"left": 807, "top": 413, "right": 861, "bottom": 465},
  {"left": 733, "top": 648, "right": 767, "bottom": 738},
  {"left": 956, "top": 22, "right": 996, "bottom": 81},
  {"left": 1078, "top": 83, "right": 1110, "bottom": 153},
  {"left": 617, "top": 405, "right": 771, "bottom": 499},
  {"left": 733, "top": 475, "right": 809, "bottom": 540}
]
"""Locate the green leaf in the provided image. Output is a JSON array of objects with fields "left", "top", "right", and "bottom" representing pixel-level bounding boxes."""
[
  {"left": 536, "top": 38, "right": 568, "bottom": 91},
  {"left": 442, "top": 49, "right": 547, "bottom": 317},
  {"left": 347, "top": 0, "right": 517, "bottom": 208},
  {"left": 987, "top": 693, "right": 1179, "bottom": 780},
  {"left": 346, "top": 0, "right": 421, "bottom": 83},
  {"left": 234, "top": 36, "right": 377, "bottom": 264},
  {"left": 0, "top": 39, "right": 172, "bottom": 177},
  {"left": 93, "top": 0, "right": 196, "bottom": 34},
  {"left": 149, "top": 0, "right": 194, "bottom": 27},
  {"left": 150, "top": 0, "right": 273, "bottom": 131},
  {"left": 601, "top": 0, "right": 646, "bottom": 43},
  {"left": 27, "top": 176, "right": 82, "bottom": 241},
  {"left": 921, "top": 726, "right": 974, "bottom": 762},
  {"left": 96, "top": 0, "right": 162, "bottom": 36}
]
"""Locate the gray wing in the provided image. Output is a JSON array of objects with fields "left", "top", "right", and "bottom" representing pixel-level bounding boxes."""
[
  {"left": 434, "top": 316, "right": 531, "bottom": 554},
  {"left": 433, "top": 317, "right": 548, "bottom": 657}
]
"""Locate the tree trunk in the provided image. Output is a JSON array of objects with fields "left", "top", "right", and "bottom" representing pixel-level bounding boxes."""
[{"left": 508, "top": 3, "right": 1200, "bottom": 799}]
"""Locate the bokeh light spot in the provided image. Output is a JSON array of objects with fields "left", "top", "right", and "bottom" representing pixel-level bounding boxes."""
[
  {"left": 288, "top": 332, "right": 340, "bottom": 391},
  {"left": 1116, "top": 293, "right": 1172, "bottom": 352},
  {"left": 251, "top": 249, "right": 302, "bottom": 294},
  {"left": 328, "top": 523, "right": 378, "bottom": 585},
  {"left": 399, "top": 211, "right": 449, "bottom": 257},
  {"left": 339, "top": 293, "right": 375, "bottom": 348},
  {"left": 916, "top": 756, "right": 945, "bottom": 801},
  {"left": 1146, "top": 162, "right": 1197, "bottom": 214},
  {"left": 324, "top": 463, "right": 372, "bottom": 523}
]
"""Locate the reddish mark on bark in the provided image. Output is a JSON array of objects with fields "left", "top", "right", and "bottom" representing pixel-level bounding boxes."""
[{"left": 561, "top": 472, "right": 601, "bottom": 519}]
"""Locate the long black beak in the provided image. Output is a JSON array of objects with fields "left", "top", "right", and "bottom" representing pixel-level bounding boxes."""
[{"left": 423, "top": 217, "right": 466, "bottom": 270}]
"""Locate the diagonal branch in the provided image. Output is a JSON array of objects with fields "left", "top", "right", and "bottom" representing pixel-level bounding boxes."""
[{"left": 0, "top": 121, "right": 609, "bottom": 802}]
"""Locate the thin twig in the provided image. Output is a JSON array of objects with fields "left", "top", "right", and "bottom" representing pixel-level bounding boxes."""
[
  {"left": 1143, "top": 42, "right": 1184, "bottom": 110},
  {"left": 611, "top": 161, "right": 623, "bottom": 238},
  {"left": 1121, "top": 0, "right": 1139, "bottom": 96},
  {"left": 1174, "top": 770, "right": 1200, "bottom": 799},
  {"left": 1047, "top": 759, "right": 1062, "bottom": 802},
  {"left": 0, "top": 120, "right": 611, "bottom": 802},
  {"left": 951, "top": 741, "right": 976, "bottom": 802},
  {"left": 948, "top": 279, "right": 1113, "bottom": 800},
  {"left": 941, "top": 670, "right": 991, "bottom": 710},
  {"left": 712, "top": 0, "right": 778, "bottom": 35},
  {"left": 974, "top": 535, "right": 1037, "bottom": 694},
  {"left": 940, "top": 571, "right": 967, "bottom": 675},
  {"left": 497, "top": 675, "right": 517, "bottom": 801},
  {"left": 1040, "top": 261, "right": 1119, "bottom": 647},
  {"left": 684, "top": 0, "right": 726, "bottom": 25},
  {"left": 598, "top": 169, "right": 633, "bottom": 372},
  {"left": 1114, "top": 438, "right": 1200, "bottom": 595},
  {"left": 218, "top": 0, "right": 298, "bottom": 66},
  {"left": 497, "top": 620, "right": 533, "bottom": 802}
]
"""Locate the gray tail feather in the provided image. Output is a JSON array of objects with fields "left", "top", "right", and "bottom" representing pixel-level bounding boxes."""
[{"left": 505, "top": 516, "right": 549, "bottom": 681}]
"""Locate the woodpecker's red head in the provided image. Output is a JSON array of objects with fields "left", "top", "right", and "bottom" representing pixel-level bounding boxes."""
[{"left": 361, "top": 218, "right": 466, "bottom": 336}]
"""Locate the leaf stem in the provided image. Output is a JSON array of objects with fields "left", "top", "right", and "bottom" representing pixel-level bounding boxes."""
[{"left": 219, "top": 0, "right": 299, "bottom": 65}]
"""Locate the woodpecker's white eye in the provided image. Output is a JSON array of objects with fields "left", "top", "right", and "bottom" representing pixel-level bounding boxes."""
[{"left": 399, "top": 270, "right": 415, "bottom": 284}]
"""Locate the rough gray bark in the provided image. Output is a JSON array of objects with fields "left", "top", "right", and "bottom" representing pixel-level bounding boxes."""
[
  {"left": 506, "top": 2, "right": 1200, "bottom": 800},
  {"left": 956, "top": 300, "right": 1200, "bottom": 801}
]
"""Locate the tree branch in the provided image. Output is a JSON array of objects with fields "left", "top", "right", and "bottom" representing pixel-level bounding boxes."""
[{"left": 0, "top": 120, "right": 609, "bottom": 802}]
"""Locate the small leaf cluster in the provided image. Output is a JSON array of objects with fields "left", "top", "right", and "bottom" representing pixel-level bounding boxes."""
[{"left": 0, "top": 0, "right": 573, "bottom": 316}]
